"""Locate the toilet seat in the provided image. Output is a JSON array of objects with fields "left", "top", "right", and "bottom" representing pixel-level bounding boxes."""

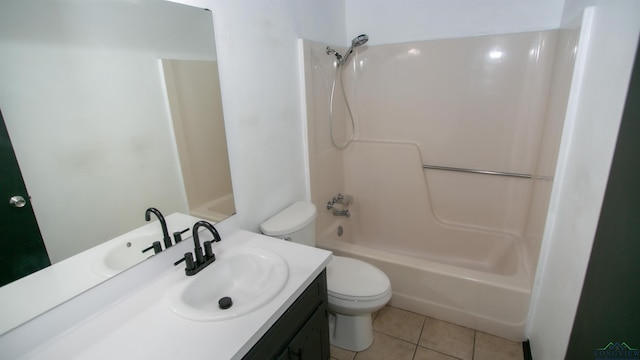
[{"left": 327, "top": 256, "right": 391, "bottom": 302}]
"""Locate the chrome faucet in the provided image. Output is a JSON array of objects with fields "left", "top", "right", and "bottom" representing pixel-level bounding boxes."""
[
  {"left": 327, "top": 193, "right": 353, "bottom": 209},
  {"left": 334, "top": 193, "right": 353, "bottom": 206},
  {"left": 145, "top": 207, "right": 172, "bottom": 249},
  {"left": 332, "top": 209, "right": 350, "bottom": 217},
  {"left": 327, "top": 193, "right": 352, "bottom": 218},
  {"left": 177, "top": 220, "right": 222, "bottom": 276}
]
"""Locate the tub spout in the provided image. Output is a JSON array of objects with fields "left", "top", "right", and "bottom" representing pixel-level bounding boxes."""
[{"left": 333, "top": 209, "right": 350, "bottom": 217}]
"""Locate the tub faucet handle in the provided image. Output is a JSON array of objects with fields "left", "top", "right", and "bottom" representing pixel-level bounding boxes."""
[{"left": 333, "top": 193, "right": 353, "bottom": 207}]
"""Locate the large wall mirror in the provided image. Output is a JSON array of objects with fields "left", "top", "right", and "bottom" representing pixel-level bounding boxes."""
[{"left": 0, "top": 0, "right": 234, "bottom": 333}]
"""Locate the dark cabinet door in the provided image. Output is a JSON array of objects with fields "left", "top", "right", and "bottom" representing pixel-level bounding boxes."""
[
  {"left": 243, "top": 271, "right": 329, "bottom": 360},
  {"left": 286, "top": 305, "right": 330, "bottom": 360}
]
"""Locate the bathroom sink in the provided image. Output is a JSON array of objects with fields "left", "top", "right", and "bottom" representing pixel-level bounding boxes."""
[
  {"left": 165, "top": 246, "right": 289, "bottom": 322},
  {"left": 91, "top": 230, "right": 161, "bottom": 277}
]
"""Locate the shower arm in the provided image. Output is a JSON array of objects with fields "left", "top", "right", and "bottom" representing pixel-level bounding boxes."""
[
  {"left": 326, "top": 34, "right": 369, "bottom": 66},
  {"left": 326, "top": 47, "right": 342, "bottom": 63}
]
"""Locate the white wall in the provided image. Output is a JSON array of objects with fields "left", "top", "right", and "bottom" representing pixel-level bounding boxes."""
[
  {"left": 526, "top": 2, "right": 640, "bottom": 359},
  {"left": 171, "top": 0, "right": 346, "bottom": 232},
  {"left": 345, "top": 0, "right": 565, "bottom": 45},
  {"left": 561, "top": 0, "right": 596, "bottom": 26}
]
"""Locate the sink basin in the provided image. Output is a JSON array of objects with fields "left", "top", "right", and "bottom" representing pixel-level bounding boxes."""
[
  {"left": 91, "top": 230, "right": 161, "bottom": 277},
  {"left": 165, "top": 246, "right": 289, "bottom": 321}
]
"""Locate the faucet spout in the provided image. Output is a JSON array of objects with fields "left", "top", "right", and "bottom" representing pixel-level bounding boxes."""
[
  {"left": 145, "top": 207, "right": 172, "bottom": 249},
  {"left": 192, "top": 221, "right": 221, "bottom": 264},
  {"left": 193, "top": 220, "right": 222, "bottom": 243},
  {"left": 179, "top": 220, "right": 222, "bottom": 276}
]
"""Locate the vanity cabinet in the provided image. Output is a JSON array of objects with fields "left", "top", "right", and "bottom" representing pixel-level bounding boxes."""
[{"left": 243, "top": 270, "right": 329, "bottom": 360}]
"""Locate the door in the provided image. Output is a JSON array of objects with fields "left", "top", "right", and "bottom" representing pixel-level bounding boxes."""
[{"left": 0, "top": 109, "right": 50, "bottom": 286}]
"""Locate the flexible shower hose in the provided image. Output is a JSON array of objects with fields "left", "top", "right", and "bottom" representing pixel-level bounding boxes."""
[{"left": 329, "top": 62, "right": 356, "bottom": 150}]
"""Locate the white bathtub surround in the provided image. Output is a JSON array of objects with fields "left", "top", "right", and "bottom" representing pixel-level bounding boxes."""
[
  {"left": 320, "top": 219, "right": 530, "bottom": 341},
  {"left": 304, "top": 29, "right": 579, "bottom": 341},
  {"left": 1, "top": 228, "right": 331, "bottom": 359},
  {"left": 190, "top": 193, "right": 237, "bottom": 222}
]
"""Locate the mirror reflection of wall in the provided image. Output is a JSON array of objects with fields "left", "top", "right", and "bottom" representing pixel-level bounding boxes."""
[
  {"left": 0, "top": 0, "right": 235, "bottom": 332},
  {"left": 162, "top": 59, "right": 235, "bottom": 223}
]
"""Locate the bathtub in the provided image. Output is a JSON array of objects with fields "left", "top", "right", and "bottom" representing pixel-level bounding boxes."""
[
  {"left": 317, "top": 217, "right": 531, "bottom": 341},
  {"left": 190, "top": 193, "right": 236, "bottom": 223}
]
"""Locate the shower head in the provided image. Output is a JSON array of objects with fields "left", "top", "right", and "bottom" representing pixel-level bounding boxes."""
[
  {"left": 327, "top": 34, "right": 369, "bottom": 66},
  {"left": 341, "top": 34, "right": 368, "bottom": 65},
  {"left": 351, "top": 34, "right": 369, "bottom": 47}
]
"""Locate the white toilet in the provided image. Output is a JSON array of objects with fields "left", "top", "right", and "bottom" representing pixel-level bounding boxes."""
[{"left": 260, "top": 201, "right": 391, "bottom": 351}]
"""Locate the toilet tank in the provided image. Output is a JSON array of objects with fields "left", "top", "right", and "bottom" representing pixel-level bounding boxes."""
[{"left": 260, "top": 202, "right": 317, "bottom": 247}]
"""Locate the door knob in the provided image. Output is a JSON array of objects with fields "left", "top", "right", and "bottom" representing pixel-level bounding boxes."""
[{"left": 9, "top": 195, "right": 26, "bottom": 208}]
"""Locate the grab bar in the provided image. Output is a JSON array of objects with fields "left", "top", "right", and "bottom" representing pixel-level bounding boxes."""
[{"left": 422, "top": 164, "right": 552, "bottom": 180}]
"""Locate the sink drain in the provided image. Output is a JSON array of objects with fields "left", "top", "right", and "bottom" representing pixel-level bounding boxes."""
[{"left": 219, "top": 296, "right": 233, "bottom": 310}]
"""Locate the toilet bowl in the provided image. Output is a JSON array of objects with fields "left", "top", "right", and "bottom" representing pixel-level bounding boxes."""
[
  {"left": 260, "top": 201, "right": 391, "bottom": 351},
  {"left": 326, "top": 256, "right": 391, "bottom": 351}
]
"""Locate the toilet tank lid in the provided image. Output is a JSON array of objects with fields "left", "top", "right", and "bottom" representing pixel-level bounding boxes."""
[{"left": 260, "top": 201, "right": 317, "bottom": 236}]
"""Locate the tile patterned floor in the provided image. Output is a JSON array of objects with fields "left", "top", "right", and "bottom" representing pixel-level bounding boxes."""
[{"left": 330, "top": 306, "right": 525, "bottom": 360}]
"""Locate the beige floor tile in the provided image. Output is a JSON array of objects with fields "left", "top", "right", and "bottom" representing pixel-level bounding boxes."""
[
  {"left": 473, "top": 332, "right": 524, "bottom": 360},
  {"left": 354, "top": 332, "right": 416, "bottom": 360},
  {"left": 419, "top": 317, "right": 475, "bottom": 360},
  {"left": 331, "top": 344, "right": 356, "bottom": 360},
  {"left": 372, "top": 306, "right": 425, "bottom": 344},
  {"left": 414, "top": 346, "right": 459, "bottom": 360}
]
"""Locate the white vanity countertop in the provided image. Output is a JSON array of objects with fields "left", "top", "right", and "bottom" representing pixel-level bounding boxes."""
[
  {"left": 0, "top": 213, "right": 197, "bottom": 336},
  {"left": 18, "top": 230, "right": 332, "bottom": 360}
]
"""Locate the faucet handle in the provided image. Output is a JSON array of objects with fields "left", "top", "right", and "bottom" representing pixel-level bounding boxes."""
[
  {"left": 203, "top": 241, "right": 215, "bottom": 261},
  {"left": 326, "top": 201, "right": 335, "bottom": 210},
  {"left": 142, "top": 241, "right": 163, "bottom": 255},
  {"left": 173, "top": 228, "right": 189, "bottom": 243},
  {"left": 334, "top": 193, "right": 353, "bottom": 207},
  {"left": 174, "top": 252, "right": 194, "bottom": 265},
  {"left": 184, "top": 252, "right": 195, "bottom": 271}
]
